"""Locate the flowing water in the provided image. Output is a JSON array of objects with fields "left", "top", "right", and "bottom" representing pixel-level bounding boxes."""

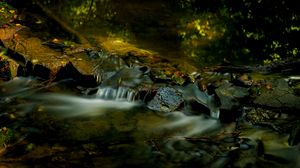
[
  {"left": 1, "top": 1, "right": 300, "bottom": 167},
  {"left": 0, "top": 77, "right": 299, "bottom": 167}
]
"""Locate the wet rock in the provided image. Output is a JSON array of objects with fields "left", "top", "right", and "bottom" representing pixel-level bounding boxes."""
[
  {"left": 215, "top": 82, "right": 249, "bottom": 110},
  {"left": 0, "top": 54, "right": 18, "bottom": 81},
  {"left": 254, "top": 79, "right": 300, "bottom": 110},
  {"left": 147, "top": 87, "right": 183, "bottom": 112},
  {"left": 55, "top": 62, "right": 97, "bottom": 87},
  {"left": 182, "top": 83, "right": 220, "bottom": 118},
  {"left": 101, "top": 66, "right": 152, "bottom": 88},
  {"left": 86, "top": 50, "right": 128, "bottom": 83},
  {"left": 2, "top": 28, "right": 95, "bottom": 80}
]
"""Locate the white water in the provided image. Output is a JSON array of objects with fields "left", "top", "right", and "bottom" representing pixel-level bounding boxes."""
[
  {"left": 96, "top": 86, "right": 137, "bottom": 101},
  {"left": 159, "top": 112, "right": 220, "bottom": 137},
  {"left": 33, "top": 93, "right": 139, "bottom": 117}
]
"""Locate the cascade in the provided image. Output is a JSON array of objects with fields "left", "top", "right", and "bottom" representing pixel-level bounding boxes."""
[{"left": 96, "top": 86, "right": 137, "bottom": 102}]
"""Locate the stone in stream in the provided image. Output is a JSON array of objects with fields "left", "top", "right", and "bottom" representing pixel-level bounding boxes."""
[
  {"left": 147, "top": 84, "right": 221, "bottom": 119},
  {"left": 147, "top": 87, "right": 184, "bottom": 112},
  {"left": 182, "top": 83, "right": 221, "bottom": 118},
  {"left": 86, "top": 50, "right": 128, "bottom": 83},
  {"left": 215, "top": 82, "right": 249, "bottom": 110},
  {"left": 101, "top": 66, "right": 152, "bottom": 88}
]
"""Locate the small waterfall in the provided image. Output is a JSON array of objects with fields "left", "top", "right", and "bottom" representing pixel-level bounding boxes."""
[{"left": 96, "top": 86, "right": 137, "bottom": 102}]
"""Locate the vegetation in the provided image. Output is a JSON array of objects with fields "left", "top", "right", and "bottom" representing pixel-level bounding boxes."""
[
  {"left": 0, "top": 1, "right": 16, "bottom": 27},
  {"left": 177, "top": 0, "right": 300, "bottom": 65},
  {"left": 5, "top": 0, "right": 300, "bottom": 65}
]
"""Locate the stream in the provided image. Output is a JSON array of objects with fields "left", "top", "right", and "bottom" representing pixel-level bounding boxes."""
[
  {"left": 1, "top": 1, "right": 300, "bottom": 167},
  {"left": 0, "top": 77, "right": 299, "bottom": 168}
]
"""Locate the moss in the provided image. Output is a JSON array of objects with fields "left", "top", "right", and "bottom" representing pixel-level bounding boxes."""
[{"left": 0, "top": 127, "right": 14, "bottom": 147}]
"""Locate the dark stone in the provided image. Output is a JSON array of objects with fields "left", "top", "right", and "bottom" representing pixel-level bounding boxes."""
[
  {"left": 256, "top": 139, "right": 264, "bottom": 157},
  {"left": 215, "top": 82, "right": 249, "bottom": 110},
  {"left": 0, "top": 58, "right": 11, "bottom": 81},
  {"left": 219, "top": 108, "right": 243, "bottom": 123},
  {"left": 186, "top": 99, "right": 211, "bottom": 116},
  {"left": 25, "top": 61, "right": 33, "bottom": 77},
  {"left": 55, "top": 62, "right": 97, "bottom": 87},
  {"left": 32, "top": 64, "right": 51, "bottom": 79},
  {"left": 16, "top": 65, "right": 25, "bottom": 76},
  {"left": 16, "top": 61, "right": 33, "bottom": 77},
  {"left": 6, "top": 47, "right": 26, "bottom": 65},
  {"left": 182, "top": 83, "right": 221, "bottom": 118},
  {"left": 147, "top": 87, "right": 184, "bottom": 112},
  {"left": 101, "top": 66, "right": 152, "bottom": 88},
  {"left": 90, "top": 51, "right": 128, "bottom": 82}
]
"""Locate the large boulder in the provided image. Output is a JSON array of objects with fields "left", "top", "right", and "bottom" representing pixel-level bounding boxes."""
[{"left": 215, "top": 82, "right": 249, "bottom": 110}]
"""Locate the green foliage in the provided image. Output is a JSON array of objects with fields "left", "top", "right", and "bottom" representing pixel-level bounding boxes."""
[
  {"left": 10, "top": 0, "right": 300, "bottom": 66},
  {"left": 0, "top": 127, "right": 14, "bottom": 146},
  {"left": 0, "top": 1, "right": 16, "bottom": 27},
  {"left": 176, "top": 0, "right": 300, "bottom": 65},
  {"left": 178, "top": 11, "right": 229, "bottom": 66},
  {"left": 222, "top": 0, "right": 300, "bottom": 63}
]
